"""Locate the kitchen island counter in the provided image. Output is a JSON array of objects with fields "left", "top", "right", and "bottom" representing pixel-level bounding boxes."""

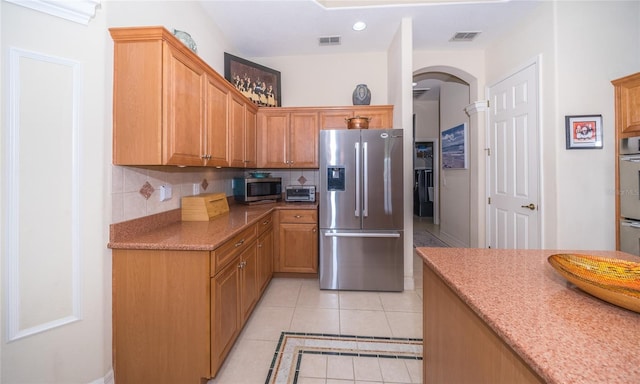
[
  {"left": 416, "top": 247, "right": 640, "bottom": 384},
  {"left": 108, "top": 201, "right": 317, "bottom": 251}
]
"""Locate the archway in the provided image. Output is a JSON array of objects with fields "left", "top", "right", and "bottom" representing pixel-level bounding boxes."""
[{"left": 412, "top": 66, "right": 485, "bottom": 248}]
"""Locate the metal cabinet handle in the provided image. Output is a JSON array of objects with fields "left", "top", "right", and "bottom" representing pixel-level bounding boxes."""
[
  {"left": 521, "top": 203, "right": 536, "bottom": 210},
  {"left": 312, "top": 227, "right": 317, "bottom": 233},
  {"left": 234, "top": 239, "right": 245, "bottom": 247},
  {"left": 294, "top": 215, "right": 302, "bottom": 219},
  {"left": 262, "top": 219, "right": 271, "bottom": 225}
]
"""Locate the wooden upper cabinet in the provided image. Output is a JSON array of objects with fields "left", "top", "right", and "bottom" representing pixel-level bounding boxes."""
[
  {"left": 289, "top": 113, "right": 319, "bottom": 168},
  {"left": 257, "top": 109, "right": 318, "bottom": 168},
  {"left": 318, "top": 105, "right": 394, "bottom": 130},
  {"left": 258, "top": 111, "right": 289, "bottom": 168},
  {"left": 110, "top": 26, "right": 255, "bottom": 167},
  {"left": 163, "top": 45, "right": 206, "bottom": 166},
  {"left": 612, "top": 72, "right": 640, "bottom": 138},
  {"left": 204, "top": 74, "right": 230, "bottom": 167},
  {"left": 229, "top": 94, "right": 247, "bottom": 168},
  {"left": 319, "top": 110, "right": 353, "bottom": 130},
  {"left": 245, "top": 106, "right": 258, "bottom": 168}
]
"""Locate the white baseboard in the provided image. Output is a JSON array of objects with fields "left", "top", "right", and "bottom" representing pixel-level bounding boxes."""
[{"left": 88, "top": 369, "right": 114, "bottom": 384}]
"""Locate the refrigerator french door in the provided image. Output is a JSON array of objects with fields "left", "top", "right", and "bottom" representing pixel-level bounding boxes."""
[{"left": 319, "top": 129, "right": 404, "bottom": 291}]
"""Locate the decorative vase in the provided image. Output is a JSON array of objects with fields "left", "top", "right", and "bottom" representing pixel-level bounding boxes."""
[
  {"left": 352, "top": 84, "right": 371, "bottom": 105},
  {"left": 173, "top": 29, "right": 197, "bottom": 53}
]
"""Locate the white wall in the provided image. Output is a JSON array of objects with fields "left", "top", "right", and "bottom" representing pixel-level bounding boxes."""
[
  {"left": 413, "top": 99, "right": 439, "bottom": 139},
  {"left": 1, "top": 0, "right": 236, "bottom": 382},
  {"left": 439, "top": 82, "right": 471, "bottom": 246},
  {"left": 486, "top": 0, "right": 640, "bottom": 249},
  {"left": 1, "top": 2, "right": 110, "bottom": 382},
  {"left": 386, "top": 18, "right": 415, "bottom": 290},
  {"left": 253, "top": 52, "right": 388, "bottom": 107},
  {"left": 554, "top": 1, "right": 639, "bottom": 250}
]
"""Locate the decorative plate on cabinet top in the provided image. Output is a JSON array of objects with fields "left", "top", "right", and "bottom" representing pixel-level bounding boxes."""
[
  {"left": 249, "top": 172, "right": 271, "bottom": 178},
  {"left": 173, "top": 29, "right": 197, "bottom": 53},
  {"left": 548, "top": 253, "right": 640, "bottom": 313}
]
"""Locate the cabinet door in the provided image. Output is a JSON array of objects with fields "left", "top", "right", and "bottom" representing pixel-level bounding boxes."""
[
  {"left": 613, "top": 73, "right": 640, "bottom": 135},
  {"left": 257, "top": 226, "right": 274, "bottom": 294},
  {"left": 353, "top": 107, "right": 393, "bottom": 129},
  {"left": 240, "top": 244, "right": 259, "bottom": 324},
  {"left": 163, "top": 43, "right": 205, "bottom": 165},
  {"left": 245, "top": 107, "right": 258, "bottom": 168},
  {"left": 204, "top": 74, "right": 230, "bottom": 167},
  {"left": 229, "top": 94, "right": 247, "bottom": 167},
  {"left": 112, "top": 37, "right": 164, "bottom": 165},
  {"left": 319, "top": 110, "right": 353, "bottom": 130},
  {"left": 211, "top": 257, "right": 241, "bottom": 375},
  {"left": 289, "top": 112, "right": 319, "bottom": 168},
  {"left": 258, "top": 112, "right": 289, "bottom": 168},
  {"left": 279, "top": 222, "right": 318, "bottom": 273}
]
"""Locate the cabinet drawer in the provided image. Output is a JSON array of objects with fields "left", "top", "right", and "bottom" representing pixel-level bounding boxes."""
[
  {"left": 211, "top": 225, "right": 256, "bottom": 276},
  {"left": 257, "top": 214, "right": 274, "bottom": 235},
  {"left": 280, "top": 209, "right": 317, "bottom": 224}
]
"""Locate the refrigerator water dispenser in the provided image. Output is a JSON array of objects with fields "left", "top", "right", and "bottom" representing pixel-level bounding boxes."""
[{"left": 327, "top": 166, "right": 345, "bottom": 191}]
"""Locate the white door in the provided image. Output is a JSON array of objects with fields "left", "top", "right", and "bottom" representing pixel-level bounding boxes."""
[{"left": 488, "top": 63, "right": 540, "bottom": 248}]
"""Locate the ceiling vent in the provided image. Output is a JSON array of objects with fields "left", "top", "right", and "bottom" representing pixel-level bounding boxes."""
[
  {"left": 450, "top": 31, "right": 480, "bottom": 42},
  {"left": 319, "top": 36, "right": 341, "bottom": 46}
]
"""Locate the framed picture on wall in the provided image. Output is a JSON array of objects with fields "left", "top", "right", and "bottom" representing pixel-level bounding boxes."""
[
  {"left": 224, "top": 52, "right": 281, "bottom": 107},
  {"left": 441, "top": 123, "right": 467, "bottom": 169},
  {"left": 565, "top": 114, "right": 603, "bottom": 149}
]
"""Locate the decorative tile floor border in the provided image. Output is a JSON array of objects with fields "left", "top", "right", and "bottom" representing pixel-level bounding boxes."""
[{"left": 265, "top": 332, "right": 423, "bottom": 384}]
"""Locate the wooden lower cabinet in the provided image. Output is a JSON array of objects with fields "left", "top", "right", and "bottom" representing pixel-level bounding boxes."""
[
  {"left": 257, "top": 214, "right": 274, "bottom": 293},
  {"left": 113, "top": 221, "right": 270, "bottom": 383},
  {"left": 239, "top": 244, "right": 259, "bottom": 323},
  {"left": 211, "top": 255, "right": 241, "bottom": 376},
  {"left": 276, "top": 209, "right": 318, "bottom": 273},
  {"left": 424, "top": 265, "right": 543, "bottom": 384},
  {"left": 112, "top": 249, "right": 210, "bottom": 384}
]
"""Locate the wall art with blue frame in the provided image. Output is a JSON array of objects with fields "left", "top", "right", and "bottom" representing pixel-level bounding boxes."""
[{"left": 441, "top": 123, "right": 467, "bottom": 169}]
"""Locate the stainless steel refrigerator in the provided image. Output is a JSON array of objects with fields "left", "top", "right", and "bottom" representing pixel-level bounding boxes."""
[{"left": 319, "top": 129, "right": 404, "bottom": 291}]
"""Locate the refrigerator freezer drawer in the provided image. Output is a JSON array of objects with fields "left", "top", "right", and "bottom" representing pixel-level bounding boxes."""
[{"left": 319, "top": 230, "right": 404, "bottom": 291}]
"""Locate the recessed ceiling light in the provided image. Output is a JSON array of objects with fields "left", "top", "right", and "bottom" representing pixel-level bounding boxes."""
[{"left": 353, "top": 21, "right": 367, "bottom": 31}]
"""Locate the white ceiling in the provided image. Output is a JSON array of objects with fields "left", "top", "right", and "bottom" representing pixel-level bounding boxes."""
[
  {"left": 199, "top": 0, "right": 542, "bottom": 101},
  {"left": 200, "top": 0, "right": 541, "bottom": 57}
]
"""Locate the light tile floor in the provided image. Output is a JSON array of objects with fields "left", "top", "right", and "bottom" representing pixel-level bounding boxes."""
[{"left": 209, "top": 217, "right": 440, "bottom": 384}]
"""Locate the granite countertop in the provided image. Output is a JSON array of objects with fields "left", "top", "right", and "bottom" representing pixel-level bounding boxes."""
[
  {"left": 416, "top": 247, "right": 640, "bottom": 384},
  {"left": 108, "top": 201, "right": 317, "bottom": 251}
]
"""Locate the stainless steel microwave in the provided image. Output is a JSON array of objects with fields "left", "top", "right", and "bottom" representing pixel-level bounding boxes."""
[{"left": 232, "top": 177, "right": 282, "bottom": 203}]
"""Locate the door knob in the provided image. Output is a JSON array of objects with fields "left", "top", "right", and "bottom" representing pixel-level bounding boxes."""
[{"left": 521, "top": 203, "right": 536, "bottom": 210}]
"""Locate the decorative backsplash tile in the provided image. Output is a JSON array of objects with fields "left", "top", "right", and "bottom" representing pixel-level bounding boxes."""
[
  {"left": 112, "top": 166, "right": 321, "bottom": 223},
  {"left": 139, "top": 181, "right": 155, "bottom": 200}
]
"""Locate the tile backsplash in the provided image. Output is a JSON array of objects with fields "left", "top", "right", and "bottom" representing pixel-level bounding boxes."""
[{"left": 111, "top": 165, "right": 319, "bottom": 223}]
